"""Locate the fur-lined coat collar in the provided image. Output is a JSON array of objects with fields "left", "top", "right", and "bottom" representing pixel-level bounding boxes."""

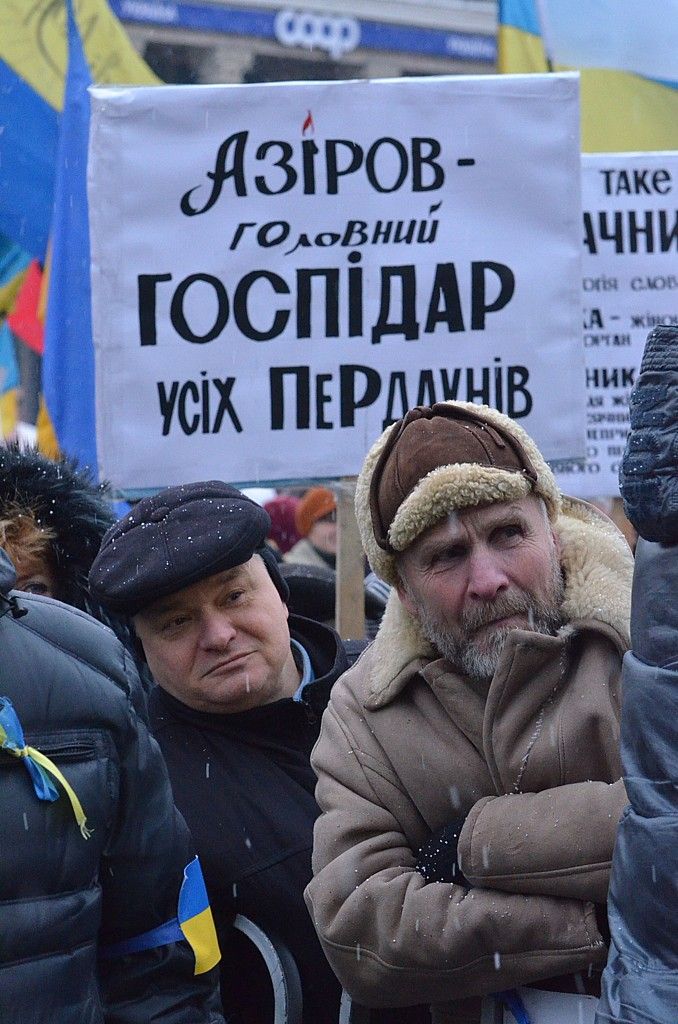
[{"left": 364, "top": 496, "right": 633, "bottom": 710}]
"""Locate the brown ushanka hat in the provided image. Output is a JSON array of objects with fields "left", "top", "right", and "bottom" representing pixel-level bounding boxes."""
[{"left": 356, "top": 401, "right": 561, "bottom": 586}]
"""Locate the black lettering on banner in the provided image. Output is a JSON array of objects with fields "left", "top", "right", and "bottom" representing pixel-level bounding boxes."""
[
  {"left": 372, "top": 266, "right": 419, "bottom": 343},
  {"left": 178, "top": 380, "right": 200, "bottom": 434},
  {"left": 383, "top": 371, "right": 409, "bottom": 427},
  {"left": 181, "top": 130, "right": 248, "bottom": 214},
  {"left": 341, "top": 221, "right": 368, "bottom": 247},
  {"left": 412, "top": 138, "right": 444, "bottom": 192},
  {"left": 347, "top": 251, "right": 363, "bottom": 336},
  {"left": 600, "top": 167, "right": 673, "bottom": 196},
  {"left": 584, "top": 209, "right": 678, "bottom": 254},
  {"left": 315, "top": 231, "right": 341, "bottom": 247},
  {"left": 424, "top": 263, "right": 465, "bottom": 333},
  {"left": 470, "top": 262, "right": 515, "bottom": 329},
  {"left": 339, "top": 364, "right": 381, "bottom": 426},
  {"left": 158, "top": 380, "right": 178, "bottom": 435},
  {"left": 315, "top": 374, "right": 333, "bottom": 429},
  {"left": 254, "top": 140, "right": 297, "bottom": 196},
  {"left": 156, "top": 376, "right": 242, "bottom": 435},
  {"left": 230, "top": 222, "right": 256, "bottom": 250},
  {"left": 180, "top": 132, "right": 448, "bottom": 210},
  {"left": 599, "top": 211, "right": 623, "bottom": 252},
  {"left": 139, "top": 259, "right": 517, "bottom": 349},
  {"left": 212, "top": 377, "right": 243, "bottom": 432},
  {"left": 660, "top": 211, "right": 678, "bottom": 251},
  {"left": 439, "top": 368, "right": 461, "bottom": 400},
  {"left": 302, "top": 138, "right": 319, "bottom": 194},
  {"left": 365, "top": 138, "right": 409, "bottom": 193},
  {"left": 296, "top": 269, "right": 339, "bottom": 338},
  {"left": 257, "top": 221, "right": 290, "bottom": 247},
  {"left": 505, "top": 365, "right": 531, "bottom": 416},
  {"left": 631, "top": 275, "right": 678, "bottom": 290},
  {"left": 284, "top": 232, "right": 313, "bottom": 256},
  {"left": 234, "top": 271, "right": 290, "bottom": 341},
  {"left": 170, "top": 274, "right": 229, "bottom": 344},
  {"left": 393, "top": 220, "right": 416, "bottom": 244},
  {"left": 270, "top": 367, "right": 311, "bottom": 429},
  {"left": 326, "top": 139, "right": 363, "bottom": 195},
  {"left": 416, "top": 369, "right": 436, "bottom": 406},
  {"left": 629, "top": 211, "right": 654, "bottom": 253},
  {"left": 201, "top": 371, "right": 210, "bottom": 434},
  {"left": 583, "top": 275, "right": 618, "bottom": 292},
  {"left": 269, "top": 363, "right": 533, "bottom": 431},
  {"left": 372, "top": 220, "right": 393, "bottom": 245},
  {"left": 583, "top": 212, "right": 597, "bottom": 255},
  {"left": 138, "top": 273, "right": 172, "bottom": 346}
]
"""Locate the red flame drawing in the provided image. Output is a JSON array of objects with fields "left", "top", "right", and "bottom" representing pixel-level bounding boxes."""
[{"left": 302, "top": 109, "right": 314, "bottom": 136}]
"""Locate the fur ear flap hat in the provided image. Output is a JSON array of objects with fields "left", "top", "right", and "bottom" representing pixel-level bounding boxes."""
[{"left": 355, "top": 401, "right": 561, "bottom": 586}]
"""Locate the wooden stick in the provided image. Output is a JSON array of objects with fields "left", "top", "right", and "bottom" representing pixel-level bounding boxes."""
[{"left": 335, "top": 477, "right": 365, "bottom": 641}]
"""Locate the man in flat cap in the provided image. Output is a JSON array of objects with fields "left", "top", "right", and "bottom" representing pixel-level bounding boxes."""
[
  {"left": 305, "top": 401, "right": 634, "bottom": 1023},
  {"left": 89, "top": 482, "right": 352, "bottom": 1024}
]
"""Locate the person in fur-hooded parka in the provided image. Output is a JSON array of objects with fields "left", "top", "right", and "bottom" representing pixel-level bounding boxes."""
[
  {"left": 0, "top": 443, "right": 116, "bottom": 617},
  {"left": 306, "top": 401, "right": 634, "bottom": 1024}
]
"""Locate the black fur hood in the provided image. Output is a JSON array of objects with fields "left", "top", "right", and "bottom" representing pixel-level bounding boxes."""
[{"left": 0, "top": 443, "right": 116, "bottom": 614}]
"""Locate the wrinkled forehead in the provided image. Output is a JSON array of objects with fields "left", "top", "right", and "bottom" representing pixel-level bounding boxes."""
[{"left": 400, "top": 495, "right": 547, "bottom": 559}]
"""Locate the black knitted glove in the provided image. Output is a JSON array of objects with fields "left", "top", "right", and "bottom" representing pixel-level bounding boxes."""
[
  {"left": 415, "top": 819, "right": 468, "bottom": 886},
  {"left": 619, "top": 324, "right": 678, "bottom": 543}
]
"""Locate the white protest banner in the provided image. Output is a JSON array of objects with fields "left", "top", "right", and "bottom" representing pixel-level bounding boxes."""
[
  {"left": 88, "top": 74, "right": 584, "bottom": 491},
  {"left": 554, "top": 151, "right": 678, "bottom": 499}
]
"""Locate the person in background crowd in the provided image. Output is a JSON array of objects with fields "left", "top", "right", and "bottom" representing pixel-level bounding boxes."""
[
  {"left": 280, "top": 560, "right": 388, "bottom": 642},
  {"left": 306, "top": 400, "right": 633, "bottom": 1023},
  {"left": 597, "top": 325, "right": 678, "bottom": 1024},
  {"left": 264, "top": 493, "right": 301, "bottom": 554},
  {"left": 285, "top": 486, "right": 337, "bottom": 569},
  {"left": 0, "top": 546, "right": 224, "bottom": 1024},
  {"left": 89, "top": 482, "right": 352, "bottom": 1024}
]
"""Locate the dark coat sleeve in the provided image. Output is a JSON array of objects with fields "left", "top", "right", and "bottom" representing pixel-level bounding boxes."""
[
  {"left": 597, "top": 540, "right": 678, "bottom": 1023},
  {"left": 98, "top": 655, "right": 224, "bottom": 1024}
]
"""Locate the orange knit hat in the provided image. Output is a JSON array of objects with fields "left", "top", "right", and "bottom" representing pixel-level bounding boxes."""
[{"left": 295, "top": 487, "right": 336, "bottom": 537}]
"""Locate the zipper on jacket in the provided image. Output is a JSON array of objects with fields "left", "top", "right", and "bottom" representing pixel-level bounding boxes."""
[
  {"left": 36, "top": 742, "right": 96, "bottom": 762},
  {"left": 2, "top": 741, "right": 97, "bottom": 763}
]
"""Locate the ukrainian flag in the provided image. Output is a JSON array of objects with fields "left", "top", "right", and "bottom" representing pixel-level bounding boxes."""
[
  {"left": 178, "top": 857, "right": 222, "bottom": 975},
  {"left": 0, "top": 0, "right": 157, "bottom": 259},
  {"left": 0, "top": 1, "right": 159, "bottom": 464},
  {"left": 498, "top": 0, "right": 678, "bottom": 152}
]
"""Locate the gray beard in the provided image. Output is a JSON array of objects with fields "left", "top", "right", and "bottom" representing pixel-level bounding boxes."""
[{"left": 415, "top": 565, "right": 565, "bottom": 686}]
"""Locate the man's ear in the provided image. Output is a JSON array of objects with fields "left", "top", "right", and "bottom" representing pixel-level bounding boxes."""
[{"left": 395, "top": 575, "right": 416, "bottom": 617}]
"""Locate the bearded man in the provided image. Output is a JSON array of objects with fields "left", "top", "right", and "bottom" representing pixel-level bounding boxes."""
[{"left": 305, "top": 401, "right": 634, "bottom": 1024}]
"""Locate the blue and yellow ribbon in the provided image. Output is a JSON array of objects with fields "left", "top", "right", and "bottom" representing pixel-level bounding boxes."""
[
  {"left": 99, "top": 856, "right": 221, "bottom": 975},
  {"left": 0, "top": 696, "right": 91, "bottom": 838}
]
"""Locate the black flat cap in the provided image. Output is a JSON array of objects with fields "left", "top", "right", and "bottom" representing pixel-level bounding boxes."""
[{"left": 89, "top": 481, "right": 272, "bottom": 616}]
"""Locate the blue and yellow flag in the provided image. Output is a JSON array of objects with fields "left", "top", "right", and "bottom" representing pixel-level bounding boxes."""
[
  {"left": 99, "top": 855, "right": 221, "bottom": 975},
  {"left": 0, "top": 0, "right": 159, "bottom": 466},
  {"left": 178, "top": 856, "right": 222, "bottom": 975},
  {"left": 0, "top": 0, "right": 158, "bottom": 259},
  {"left": 498, "top": 0, "right": 678, "bottom": 152}
]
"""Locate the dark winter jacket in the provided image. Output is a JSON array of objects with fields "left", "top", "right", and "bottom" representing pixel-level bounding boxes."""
[
  {"left": 148, "top": 614, "right": 348, "bottom": 1024},
  {"left": 596, "top": 540, "right": 678, "bottom": 1023},
  {"left": 0, "top": 550, "right": 224, "bottom": 1024}
]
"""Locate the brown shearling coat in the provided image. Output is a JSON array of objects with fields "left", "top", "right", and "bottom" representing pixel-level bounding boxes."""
[{"left": 305, "top": 498, "right": 633, "bottom": 1022}]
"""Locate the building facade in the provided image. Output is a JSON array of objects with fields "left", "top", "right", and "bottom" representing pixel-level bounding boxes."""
[{"left": 111, "top": 0, "right": 497, "bottom": 85}]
